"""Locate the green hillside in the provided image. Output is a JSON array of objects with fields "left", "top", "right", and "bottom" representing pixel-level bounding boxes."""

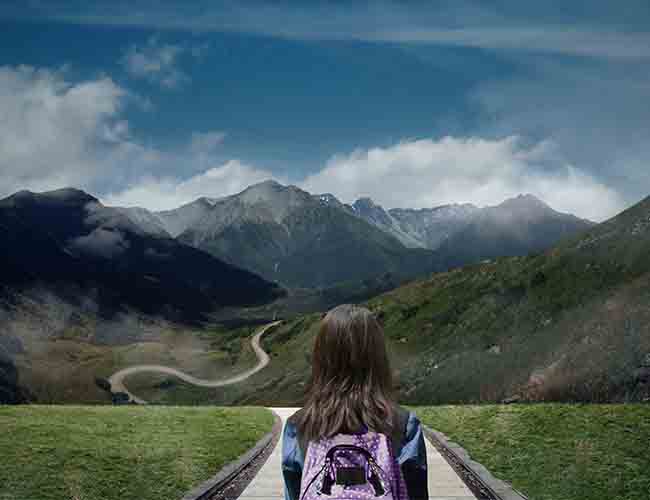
[{"left": 209, "top": 195, "right": 650, "bottom": 405}]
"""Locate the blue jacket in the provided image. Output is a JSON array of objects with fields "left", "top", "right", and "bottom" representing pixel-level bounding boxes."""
[{"left": 281, "top": 410, "right": 428, "bottom": 500}]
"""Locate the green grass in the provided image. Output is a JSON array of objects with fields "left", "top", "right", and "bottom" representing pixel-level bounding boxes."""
[
  {"left": 0, "top": 405, "right": 274, "bottom": 500},
  {"left": 416, "top": 404, "right": 650, "bottom": 500}
]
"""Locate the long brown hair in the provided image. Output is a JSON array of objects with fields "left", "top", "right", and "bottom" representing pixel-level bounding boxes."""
[{"left": 297, "top": 304, "right": 396, "bottom": 442}]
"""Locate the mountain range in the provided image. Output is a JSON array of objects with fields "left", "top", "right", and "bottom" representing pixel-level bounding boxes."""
[
  {"left": 0, "top": 182, "right": 595, "bottom": 318},
  {"left": 2, "top": 180, "right": 648, "bottom": 405},
  {"left": 118, "top": 180, "right": 593, "bottom": 289},
  {"left": 0, "top": 183, "right": 596, "bottom": 403}
]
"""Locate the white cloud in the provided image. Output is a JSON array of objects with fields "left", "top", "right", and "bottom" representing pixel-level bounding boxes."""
[
  {"left": 0, "top": 65, "right": 134, "bottom": 196},
  {"left": 103, "top": 160, "right": 281, "bottom": 211},
  {"left": 120, "top": 36, "right": 200, "bottom": 89},
  {"left": 0, "top": 63, "right": 274, "bottom": 210},
  {"left": 300, "top": 136, "right": 624, "bottom": 222},
  {"left": 69, "top": 227, "right": 130, "bottom": 259}
]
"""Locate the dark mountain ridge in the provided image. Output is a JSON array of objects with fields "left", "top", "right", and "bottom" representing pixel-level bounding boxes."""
[
  {"left": 0, "top": 349, "right": 28, "bottom": 404},
  {"left": 0, "top": 188, "right": 284, "bottom": 322}
]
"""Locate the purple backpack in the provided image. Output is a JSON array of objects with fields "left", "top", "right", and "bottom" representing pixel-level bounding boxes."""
[{"left": 298, "top": 430, "right": 409, "bottom": 500}]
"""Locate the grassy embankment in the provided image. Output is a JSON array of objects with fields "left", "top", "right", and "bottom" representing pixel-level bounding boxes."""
[
  {"left": 417, "top": 404, "right": 650, "bottom": 500},
  {"left": 0, "top": 406, "right": 274, "bottom": 500}
]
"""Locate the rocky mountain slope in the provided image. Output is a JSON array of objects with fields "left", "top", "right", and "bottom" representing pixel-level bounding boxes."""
[
  {"left": 350, "top": 198, "right": 425, "bottom": 247},
  {"left": 353, "top": 194, "right": 593, "bottom": 255},
  {"left": 0, "top": 188, "right": 284, "bottom": 322},
  {"left": 174, "top": 181, "right": 441, "bottom": 288},
  {"left": 354, "top": 198, "right": 480, "bottom": 249},
  {"left": 433, "top": 194, "right": 595, "bottom": 268},
  {"left": 157, "top": 197, "right": 217, "bottom": 237},
  {"left": 120, "top": 181, "right": 592, "bottom": 290},
  {"left": 117, "top": 197, "right": 217, "bottom": 238}
]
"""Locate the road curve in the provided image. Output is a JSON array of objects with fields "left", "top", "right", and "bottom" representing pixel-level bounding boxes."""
[{"left": 108, "top": 320, "right": 282, "bottom": 404}]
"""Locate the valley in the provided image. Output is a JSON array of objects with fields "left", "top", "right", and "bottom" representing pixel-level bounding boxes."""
[
  {"left": 122, "top": 194, "right": 650, "bottom": 406},
  {"left": 2, "top": 290, "right": 265, "bottom": 403},
  {"left": 0, "top": 184, "right": 648, "bottom": 406}
]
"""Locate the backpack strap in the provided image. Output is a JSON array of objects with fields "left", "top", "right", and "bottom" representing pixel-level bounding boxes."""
[
  {"left": 389, "top": 405, "right": 410, "bottom": 460},
  {"left": 297, "top": 425, "right": 308, "bottom": 460},
  {"left": 286, "top": 410, "right": 309, "bottom": 459}
]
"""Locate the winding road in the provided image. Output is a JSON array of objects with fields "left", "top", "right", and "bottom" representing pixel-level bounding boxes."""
[{"left": 108, "top": 320, "right": 282, "bottom": 404}]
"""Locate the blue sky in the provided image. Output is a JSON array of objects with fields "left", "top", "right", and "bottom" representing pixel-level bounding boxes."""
[{"left": 1, "top": 1, "right": 649, "bottom": 220}]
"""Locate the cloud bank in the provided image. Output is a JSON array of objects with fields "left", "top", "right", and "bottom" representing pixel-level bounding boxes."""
[
  {"left": 0, "top": 65, "right": 137, "bottom": 195},
  {"left": 69, "top": 227, "right": 130, "bottom": 259},
  {"left": 301, "top": 137, "right": 623, "bottom": 221},
  {"left": 0, "top": 64, "right": 626, "bottom": 222},
  {"left": 107, "top": 135, "right": 623, "bottom": 221},
  {"left": 6, "top": 1, "right": 650, "bottom": 60},
  {"left": 104, "top": 160, "right": 280, "bottom": 211}
]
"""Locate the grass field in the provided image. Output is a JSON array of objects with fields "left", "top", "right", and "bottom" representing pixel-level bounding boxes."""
[
  {"left": 0, "top": 406, "right": 274, "bottom": 500},
  {"left": 417, "top": 404, "right": 650, "bottom": 500}
]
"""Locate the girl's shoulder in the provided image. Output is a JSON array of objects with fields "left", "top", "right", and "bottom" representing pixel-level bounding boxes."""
[
  {"left": 394, "top": 404, "right": 412, "bottom": 425},
  {"left": 286, "top": 408, "right": 305, "bottom": 428}
]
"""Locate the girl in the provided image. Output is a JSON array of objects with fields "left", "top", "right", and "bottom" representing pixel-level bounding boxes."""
[{"left": 282, "top": 304, "right": 428, "bottom": 500}]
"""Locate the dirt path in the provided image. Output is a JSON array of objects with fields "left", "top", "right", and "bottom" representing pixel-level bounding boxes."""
[{"left": 108, "top": 320, "right": 282, "bottom": 404}]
